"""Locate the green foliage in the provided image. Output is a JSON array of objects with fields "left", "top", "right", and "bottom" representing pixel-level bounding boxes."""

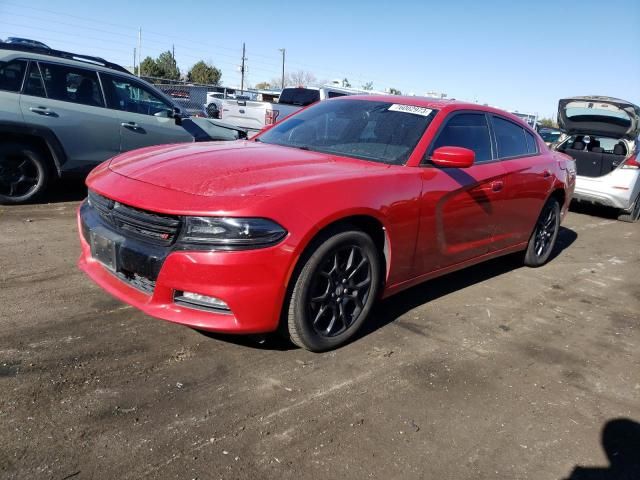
[
  {"left": 362, "top": 81, "right": 373, "bottom": 91},
  {"left": 538, "top": 117, "right": 558, "bottom": 128},
  {"left": 342, "top": 78, "right": 351, "bottom": 88},
  {"left": 156, "top": 51, "right": 180, "bottom": 80},
  {"left": 388, "top": 87, "right": 402, "bottom": 95},
  {"left": 187, "top": 61, "right": 222, "bottom": 85},
  {"left": 140, "top": 56, "right": 161, "bottom": 77},
  {"left": 254, "top": 81, "right": 272, "bottom": 90}
]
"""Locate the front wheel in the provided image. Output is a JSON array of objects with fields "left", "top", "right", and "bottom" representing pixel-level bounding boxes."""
[
  {"left": 524, "top": 197, "right": 560, "bottom": 267},
  {"left": 287, "top": 229, "right": 381, "bottom": 352}
]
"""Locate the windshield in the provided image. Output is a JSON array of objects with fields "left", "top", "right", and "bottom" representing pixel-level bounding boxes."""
[
  {"left": 257, "top": 99, "right": 437, "bottom": 165},
  {"left": 278, "top": 88, "right": 321, "bottom": 106}
]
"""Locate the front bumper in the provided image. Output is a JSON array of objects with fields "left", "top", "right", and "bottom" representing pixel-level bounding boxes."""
[
  {"left": 573, "top": 171, "right": 640, "bottom": 210},
  {"left": 77, "top": 201, "right": 293, "bottom": 334}
]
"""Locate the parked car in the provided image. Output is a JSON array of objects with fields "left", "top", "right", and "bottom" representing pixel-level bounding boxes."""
[
  {"left": 538, "top": 127, "right": 563, "bottom": 146},
  {"left": 219, "top": 86, "right": 360, "bottom": 133},
  {"left": 552, "top": 96, "right": 640, "bottom": 222},
  {"left": 0, "top": 44, "right": 245, "bottom": 204},
  {"left": 78, "top": 96, "right": 575, "bottom": 351},
  {"left": 205, "top": 91, "right": 224, "bottom": 118}
]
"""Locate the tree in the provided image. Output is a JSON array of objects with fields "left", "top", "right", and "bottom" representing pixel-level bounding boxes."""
[
  {"left": 341, "top": 78, "right": 351, "bottom": 88},
  {"left": 140, "top": 56, "right": 161, "bottom": 77},
  {"left": 287, "top": 70, "right": 316, "bottom": 87},
  {"left": 187, "top": 61, "right": 222, "bottom": 85},
  {"left": 156, "top": 51, "right": 180, "bottom": 80},
  {"left": 362, "top": 81, "right": 373, "bottom": 91},
  {"left": 254, "top": 81, "right": 272, "bottom": 90},
  {"left": 538, "top": 117, "right": 557, "bottom": 128},
  {"left": 388, "top": 87, "right": 402, "bottom": 95}
]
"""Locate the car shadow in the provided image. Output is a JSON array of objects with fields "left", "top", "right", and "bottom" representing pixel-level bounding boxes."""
[
  {"left": 563, "top": 418, "right": 640, "bottom": 479},
  {"left": 570, "top": 200, "right": 620, "bottom": 220},
  {"left": 45, "top": 178, "right": 88, "bottom": 204},
  {"left": 197, "top": 226, "right": 577, "bottom": 352},
  {"left": 355, "top": 225, "right": 578, "bottom": 343}
]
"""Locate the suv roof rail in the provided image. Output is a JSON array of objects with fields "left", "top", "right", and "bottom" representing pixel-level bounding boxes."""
[{"left": 0, "top": 43, "right": 131, "bottom": 74}]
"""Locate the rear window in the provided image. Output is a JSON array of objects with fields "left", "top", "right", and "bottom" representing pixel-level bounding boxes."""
[
  {"left": 493, "top": 116, "right": 529, "bottom": 158},
  {"left": 278, "top": 88, "right": 320, "bottom": 106},
  {"left": 0, "top": 59, "right": 27, "bottom": 92}
]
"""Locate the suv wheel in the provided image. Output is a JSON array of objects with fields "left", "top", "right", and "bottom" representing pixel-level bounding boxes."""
[{"left": 0, "top": 143, "right": 49, "bottom": 205}]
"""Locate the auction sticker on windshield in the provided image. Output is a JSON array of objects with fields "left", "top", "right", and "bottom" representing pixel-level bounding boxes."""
[{"left": 388, "top": 104, "right": 433, "bottom": 116}]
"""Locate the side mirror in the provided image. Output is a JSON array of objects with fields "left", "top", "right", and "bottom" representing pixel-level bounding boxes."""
[
  {"left": 431, "top": 146, "right": 475, "bottom": 168},
  {"left": 173, "top": 107, "right": 183, "bottom": 125}
]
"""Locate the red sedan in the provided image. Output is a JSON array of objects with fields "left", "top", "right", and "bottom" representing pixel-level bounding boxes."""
[{"left": 78, "top": 96, "right": 575, "bottom": 351}]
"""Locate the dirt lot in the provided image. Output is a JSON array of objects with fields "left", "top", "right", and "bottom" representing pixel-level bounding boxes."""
[{"left": 1, "top": 185, "right": 639, "bottom": 480}]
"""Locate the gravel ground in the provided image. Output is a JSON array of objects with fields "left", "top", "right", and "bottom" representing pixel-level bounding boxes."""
[{"left": 1, "top": 185, "right": 638, "bottom": 480}]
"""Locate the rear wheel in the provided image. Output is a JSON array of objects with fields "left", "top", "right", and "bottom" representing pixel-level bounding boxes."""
[
  {"left": 0, "top": 143, "right": 49, "bottom": 205},
  {"left": 206, "top": 103, "right": 220, "bottom": 118},
  {"left": 287, "top": 228, "right": 381, "bottom": 352},
  {"left": 617, "top": 193, "right": 640, "bottom": 223},
  {"left": 524, "top": 197, "right": 560, "bottom": 267}
]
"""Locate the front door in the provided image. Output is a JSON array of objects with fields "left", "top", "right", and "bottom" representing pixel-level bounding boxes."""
[
  {"left": 19, "top": 60, "right": 120, "bottom": 172},
  {"left": 99, "top": 73, "right": 194, "bottom": 153}
]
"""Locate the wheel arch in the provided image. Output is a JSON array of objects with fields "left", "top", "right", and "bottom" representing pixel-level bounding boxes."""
[{"left": 0, "top": 122, "right": 67, "bottom": 177}]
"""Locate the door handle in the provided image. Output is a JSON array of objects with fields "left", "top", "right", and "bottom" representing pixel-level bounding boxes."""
[
  {"left": 29, "top": 106, "right": 57, "bottom": 117},
  {"left": 543, "top": 170, "right": 552, "bottom": 178},
  {"left": 491, "top": 180, "right": 504, "bottom": 192},
  {"left": 121, "top": 122, "right": 142, "bottom": 131}
]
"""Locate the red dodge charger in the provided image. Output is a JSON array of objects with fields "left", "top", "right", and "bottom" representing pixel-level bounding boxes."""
[{"left": 78, "top": 96, "right": 575, "bottom": 351}]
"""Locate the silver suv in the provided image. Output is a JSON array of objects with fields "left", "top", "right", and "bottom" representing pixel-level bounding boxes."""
[{"left": 0, "top": 44, "right": 244, "bottom": 204}]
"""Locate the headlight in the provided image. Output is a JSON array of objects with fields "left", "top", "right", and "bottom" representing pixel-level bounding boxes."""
[{"left": 178, "top": 217, "right": 287, "bottom": 249}]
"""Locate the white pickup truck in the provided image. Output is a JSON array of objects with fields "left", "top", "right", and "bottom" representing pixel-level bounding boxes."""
[{"left": 219, "top": 86, "right": 360, "bottom": 133}]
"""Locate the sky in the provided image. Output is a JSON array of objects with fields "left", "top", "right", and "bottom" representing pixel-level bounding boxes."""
[{"left": 2, "top": 0, "right": 639, "bottom": 118}]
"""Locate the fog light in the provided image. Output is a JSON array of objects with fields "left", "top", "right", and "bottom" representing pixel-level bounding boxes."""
[{"left": 174, "top": 291, "right": 230, "bottom": 311}]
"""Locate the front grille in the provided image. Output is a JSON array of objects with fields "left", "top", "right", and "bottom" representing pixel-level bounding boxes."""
[
  {"left": 115, "top": 270, "right": 156, "bottom": 294},
  {"left": 88, "top": 191, "right": 181, "bottom": 246}
]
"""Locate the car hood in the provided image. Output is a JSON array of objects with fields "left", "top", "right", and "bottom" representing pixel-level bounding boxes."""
[
  {"left": 108, "top": 141, "right": 385, "bottom": 197},
  {"left": 557, "top": 96, "right": 640, "bottom": 139}
]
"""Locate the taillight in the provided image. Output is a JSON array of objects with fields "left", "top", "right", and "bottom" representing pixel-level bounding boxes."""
[
  {"left": 621, "top": 154, "right": 639, "bottom": 169},
  {"left": 265, "top": 109, "right": 280, "bottom": 125}
]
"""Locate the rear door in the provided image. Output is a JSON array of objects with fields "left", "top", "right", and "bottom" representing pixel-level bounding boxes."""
[
  {"left": 19, "top": 60, "right": 120, "bottom": 172},
  {"left": 415, "top": 112, "right": 508, "bottom": 273},
  {"left": 489, "top": 115, "right": 552, "bottom": 249},
  {"left": 99, "top": 73, "right": 193, "bottom": 152}
]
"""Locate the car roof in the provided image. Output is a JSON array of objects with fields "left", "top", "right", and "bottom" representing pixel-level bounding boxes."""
[{"left": 340, "top": 95, "right": 536, "bottom": 129}]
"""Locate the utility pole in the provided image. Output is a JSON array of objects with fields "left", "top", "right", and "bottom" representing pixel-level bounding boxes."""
[
  {"left": 279, "top": 48, "right": 286, "bottom": 89},
  {"left": 133, "top": 47, "right": 136, "bottom": 74},
  {"left": 137, "top": 28, "right": 142, "bottom": 76},
  {"left": 240, "top": 42, "right": 246, "bottom": 94},
  {"left": 172, "top": 44, "right": 175, "bottom": 60}
]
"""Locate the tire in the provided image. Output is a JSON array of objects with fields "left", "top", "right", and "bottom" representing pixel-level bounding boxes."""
[
  {"left": 206, "top": 103, "right": 220, "bottom": 119},
  {"left": 0, "top": 142, "right": 49, "bottom": 205},
  {"left": 287, "top": 228, "right": 382, "bottom": 352},
  {"left": 617, "top": 193, "right": 640, "bottom": 223},
  {"left": 524, "top": 197, "right": 560, "bottom": 267}
]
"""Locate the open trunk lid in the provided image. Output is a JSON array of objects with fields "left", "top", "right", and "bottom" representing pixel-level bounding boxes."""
[{"left": 558, "top": 96, "right": 640, "bottom": 139}]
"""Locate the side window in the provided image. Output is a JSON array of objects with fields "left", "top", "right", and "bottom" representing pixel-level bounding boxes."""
[
  {"left": 430, "top": 113, "right": 492, "bottom": 162},
  {"left": 0, "top": 59, "right": 27, "bottom": 92},
  {"left": 327, "top": 91, "right": 347, "bottom": 99},
  {"left": 524, "top": 129, "right": 538, "bottom": 154},
  {"left": 101, "top": 74, "right": 173, "bottom": 116},
  {"left": 493, "top": 116, "right": 529, "bottom": 158},
  {"left": 37, "top": 62, "right": 104, "bottom": 107},
  {"left": 23, "top": 62, "right": 46, "bottom": 97}
]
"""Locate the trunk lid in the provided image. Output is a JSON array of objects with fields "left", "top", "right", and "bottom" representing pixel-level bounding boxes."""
[{"left": 558, "top": 96, "right": 640, "bottom": 139}]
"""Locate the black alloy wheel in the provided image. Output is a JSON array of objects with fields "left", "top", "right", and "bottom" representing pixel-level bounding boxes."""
[
  {"left": 287, "top": 228, "right": 381, "bottom": 352},
  {"left": 0, "top": 143, "right": 49, "bottom": 205},
  {"left": 524, "top": 197, "right": 560, "bottom": 267}
]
